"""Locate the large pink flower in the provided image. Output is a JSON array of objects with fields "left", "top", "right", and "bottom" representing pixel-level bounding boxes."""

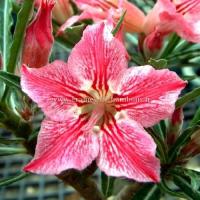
[
  {"left": 21, "top": 23, "right": 186, "bottom": 182},
  {"left": 144, "top": 0, "right": 200, "bottom": 50}
]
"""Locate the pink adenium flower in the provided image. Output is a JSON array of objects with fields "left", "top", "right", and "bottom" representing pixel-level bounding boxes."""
[
  {"left": 60, "top": 0, "right": 200, "bottom": 51},
  {"left": 143, "top": 0, "right": 200, "bottom": 50},
  {"left": 21, "top": 22, "right": 186, "bottom": 182},
  {"left": 22, "top": 0, "right": 54, "bottom": 68},
  {"left": 58, "top": 0, "right": 145, "bottom": 34}
]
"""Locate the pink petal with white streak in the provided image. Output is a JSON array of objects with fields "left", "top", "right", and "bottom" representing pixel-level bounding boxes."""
[
  {"left": 113, "top": 65, "right": 186, "bottom": 127},
  {"left": 57, "top": 8, "right": 107, "bottom": 35},
  {"left": 24, "top": 117, "right": 99, "bottom": 174},
  {"left": 159, "top": 11, "right": 200, "bottom": 43},
  {"left": 97, "top": 117, "right": 160, "bottom": 182},
  {"left": 67, "top": 22, "right": 127, "bottom": 90},
  {"left": 21, "top": 61, "right": 89, "bottom": 121}
]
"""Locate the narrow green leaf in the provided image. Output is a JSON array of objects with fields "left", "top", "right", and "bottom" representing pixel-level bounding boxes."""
[
  {"left": 160, "top": 34, "right": 181, "bottom": 58},
  {"left": 159, "top": 180, "right": 188, "bottom": 199},
  {"left": 190, "top": 107, "right": 200, "bottom": 127},
  {"left": 0, "top": 71, "right": 20, "bottom": 89},
  {"left": 147, "top": 127, "right": 168, "bottom": 163},
  {"left": 112, "top": 10, "right": 126, "bottom": 36},
  {"left": 152, "top": 123, "right": 164, "bottom": 140},
  {"left": 0, "top": 0, "right": 13, "bottom": 70},
  {"left": 0, "top": 173, "right": 29, "bottom": 187},
  {"left": 173, "top": 174, "right": 200, "bottom": 200},
  {"left": 0, "top": 111, "right": 6, "bottom": 120},
  {"left": 7, "top": 0, "right": 34, "bottom": 73},
  {"left": 132, "top": 184, "right": 161, "bottom": 200},
  {"left": 0, "top": 137, "right": 25, "bottom": 145},
  {"left": 168, "top": 121, "right": 200, "bottom": 162},
  {"left": 101, "top": 172, "right": 115, "bottom": 197},
  {"left": 181, "top": 75, "right": 197, "bottom": 81},
  {"left": 0, "top": 146, "right": 27, "bottom": 156},
  {"left": 176, "top": 87, "right": 200, "bottom": 108},
  {"left": 101, "top": 172, "right": 108, "bottom": 196}
]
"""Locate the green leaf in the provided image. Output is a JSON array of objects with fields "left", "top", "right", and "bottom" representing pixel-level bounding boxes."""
[
  {"left": 101, "top": 172, "right": 115, "bottom": 197},
  {"left": 0, "top": 137, "right": 25, "bottom": 145},
  {"left": 55, "top": 23, "right": 85, "bottom": 49},
  {"left": 176, "top": 87, "right": 200, "bottom": 108},
  {"left": 148, "top": 58, "right": 168, "bottom": 69},
  {"left": 112, "top": 10, "right": 126, "bottom": 36},
  {"left": 168, "top": 121, "right": 200, "bottom": 162},
  {"left": 173, "top": 173, "right": 200, "bottom": 200},
  {"left": 147, "top": 127, "right": 168, "bottom": 163},
  {"left": 160, "top": 33, "right": 181, "bottom": 58},
  {"left": 159, "top": 180, "right": 188, "bottom": 199},
  {"left": 65, "top": 24, "right": 85, "bottom": 44},
  {"left": 132, "top": 184, "right": 161, "bottom": 200},
  {"left": 190, "top": 107, "right": 200, "bottom": 127},
  {"left": 0, "top": 110, "right": 6, "bottom": 120},
  {"left": 0, "top": 0, "right": 13, "bottom": 70},
  {"left": 0, "top": 146, "right": 27, "bottom": 156},
  {"left": 181, "top": 75, "right": 197, "bottom": 81},
  {"left": 0, "top": 71, "right": 20, "bottom": 89},
  {"left": 7, "top": 0, "right": 34, "bottom": 73},
  {"left": 0, "top": 173, "right": 29, "bottom": 187}
]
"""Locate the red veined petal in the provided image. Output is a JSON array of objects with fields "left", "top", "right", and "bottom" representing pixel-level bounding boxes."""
[
  {"left": 113, "top": 65, "right": 186, "bottom": 127},
  {"left": 67, "top": 22, "right": 127, "bottom": 91},
  {"left": 21, "top": 61, "right": 91, "bottom": 121},
  {"left": 24, "top": 117, "right": 99, "bottom": 174},
  {"left": 97, "top": 116, "right": 160, "bottom": 182}
]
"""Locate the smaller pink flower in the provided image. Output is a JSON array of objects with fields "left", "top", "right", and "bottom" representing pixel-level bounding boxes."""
[
  {"left": 22, "top": 0, "right": 54, "bottom": 68},
  {"left": 58, "top": 0, "right": 145, "bottom": 34},
  {"left": 143, "top": 0, "right": 200, "bottom": 50},
  {"left": 21, "top": 22, "right": 186, "bottom": 182}
]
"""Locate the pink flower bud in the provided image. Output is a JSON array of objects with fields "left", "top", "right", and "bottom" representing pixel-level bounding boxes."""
[
  {"left": 22, "top": 0, "right": 55, "bottom": 68},
  {"left": 35, "top": 0, "right": 73, "bottom": 24},
  {"left": 167, "top": 108, "right": 184, "bottom": 146}
]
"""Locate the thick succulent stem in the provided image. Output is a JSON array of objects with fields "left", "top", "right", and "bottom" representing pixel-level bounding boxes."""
[{"left": 58, "top": 168, "right": 105, "bottom": 200}]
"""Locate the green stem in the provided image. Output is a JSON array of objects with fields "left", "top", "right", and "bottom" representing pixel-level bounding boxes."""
[{"left": 7, "top": 0, "right": 34, "bottom": 73}]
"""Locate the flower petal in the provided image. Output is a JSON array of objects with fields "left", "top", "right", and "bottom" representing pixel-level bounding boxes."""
[
  {"left": 67, "top": 22, "right": 127, "bottom": 90},
  {"left": 144, "top": 0, "right": 176, "bottom": 34},
  {"left": 57, "top": 9, "right": 107, "bottom": 35},
  {"left": 21, "top": 61, "right": 89, "bottom": 121},
  {"left": 159, "top": 11, "right": 200, "bottom": 43},
  {"left": 113, "top": 65, "right": 186, "bottom": 127},
  {"left": 97, "top": 116, "right": 160, "bottom": 182},
  {"left": 24, "top": 117, "right": 99, "bottom": 174}
]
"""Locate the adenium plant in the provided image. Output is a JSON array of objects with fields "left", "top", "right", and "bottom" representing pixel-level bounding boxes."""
[{"left": 0, "top": 0, "right": 200, "bottom": 200}]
